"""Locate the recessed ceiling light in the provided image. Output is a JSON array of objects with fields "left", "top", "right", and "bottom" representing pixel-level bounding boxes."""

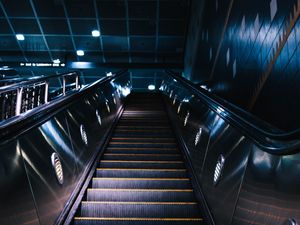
[
  {"left": 16, "top": 34, "right": 25, "bottom": 41},
  {"left": 92, "top": 30, "right": 100, "bottom": 37},
  {"left": 53, "top": 59, "right": 60, "bottom": 64},
  {"left": 148, "top": 84, "right": 155, "bottom": 90},
  {"left": 76, "top": 50, "right": 85, "bottom": 56}
]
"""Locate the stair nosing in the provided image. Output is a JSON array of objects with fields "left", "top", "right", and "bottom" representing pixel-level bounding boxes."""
[
  {"left": 74, "top": 217, "right": 203, "bottom": 221},
  {"left": 87, "top": 188, "right": 193, "bottom": 192},
  {"left": 81, "top": 201, "right": 197, "bottom": 205}
]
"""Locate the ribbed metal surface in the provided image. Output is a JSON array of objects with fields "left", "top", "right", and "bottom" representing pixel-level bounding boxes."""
[{"left": 73, "top": 93, "right": 204, "bottom": 224}]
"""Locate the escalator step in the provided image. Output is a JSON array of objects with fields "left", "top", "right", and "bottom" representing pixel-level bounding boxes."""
[
  {"left": 86, "top": 189, "right": 195, "bottom": 202},
  {"left": 102, "top": 154, "right": 181, "bottom": 161},
  {"left": 74, "top": 218, "right": 203, "bottom": 225},
  {"left": 79, "top": 201, "right": 200, "bottom": 218},
  {"left": 91, "top": 178, "right": 191, "bottom": 189},
  {"left": 99, "top": 160, "right": 185, "bottom": 169},
  {"left": 108, "top": 143, "right": 177, "bottom": 148},
  {"left": 96, "top": 168, "right": 188, "bottom": 178},
  {"left": 105, "top": 148, "right": 179, "bottom": 154},
  {"left": 112, "top": 133, "right": 174, "bottom": 138}
]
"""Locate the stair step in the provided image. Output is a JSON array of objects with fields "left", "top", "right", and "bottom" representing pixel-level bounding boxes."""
[
  {"left": 96, "top": 168, "right": 187, "bottom": 178},
  {"left": 118, "top": 122, "right": 170, "bottom": 126},
  {"left": 86, "top": 188, "right": 195, "bottom": 202},
  {"left": 112, "top": 133, "right": 174, "bottom": 138},
  {"left": 102, "top": 153, "right": 181, "bottom": 161},
  {"left": 91, "top": 178, "right": 191, "bottom": 189},
  {"left": 99, "top": 160, "right": 185, "bottom": 169},
  {"left": 79, "top": 201, "right": 201, "bottom": 218},
  {"left": 105, "top": 148, "right": 179, "bottom": 154},
  {"left": 108, "top": 143, "right": 177, "bottom": 149},
  {"left": 74, "top": 217, "right": 203, "bottom": 225}
]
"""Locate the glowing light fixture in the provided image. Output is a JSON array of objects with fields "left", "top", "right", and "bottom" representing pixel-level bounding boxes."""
[
  {"left": 16, "top": 34, "right": 25, "bottom": 41},
  {"left": 53, "top": 59, "right": 60, "bottom": 64},
  {"left": 76, "top": 50, "right": 85, "bottom": 56},
  {"left": 106, "top": 72, "right": 113, "bottom": 76},
  {"left": 148, "top": 84, "right": 155, "bottom": 90},
  {"left": 92, "top": 30, "right": 100, "bottom": 37}
]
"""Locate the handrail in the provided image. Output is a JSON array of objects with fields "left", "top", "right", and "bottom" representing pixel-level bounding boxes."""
[
  {"left": 0, "top": 72, "right": 78, "bottom": 93},
  {"left": 165, "top": 70, "right": 300, "bottom": 154},
  {"left": 0, "top": 72, "right": 80, "bottom": 121},
  {"left": 0, "top": 69, "right": 129, "bottom": 143}
]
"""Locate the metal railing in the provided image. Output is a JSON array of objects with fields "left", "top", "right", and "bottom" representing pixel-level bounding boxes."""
[{"left": 0, "top": 72, "right": 80, "bottom": 122}]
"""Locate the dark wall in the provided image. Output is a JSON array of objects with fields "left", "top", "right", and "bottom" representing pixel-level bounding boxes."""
[{"left": 184, "top": 0, "right": 300, "bottom": 131}]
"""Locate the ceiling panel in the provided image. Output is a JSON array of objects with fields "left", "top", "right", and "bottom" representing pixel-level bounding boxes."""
[
  {"left": 46, "top": 36, "right": 74, "bottom": 51},
  {"left": 10, "top": 19, "right": 41, "bottom": 34},
  {"left": 100, "top": 20, "right": 127, "bottom": 35},
  {"left": 0, "top": 36, "right": 20, "bottom": 50},
  {"left": 160, "top": 0, "right": 188, "bottom": 19},
  {"left": 131, "top": 53, "right": 155, "bottom": 63},
  {"left": 159, "top": 20, "right": 185, "bottom": 35},
  {"left": 105, "top": 52, "right": 129, "bottom": 63},
  {"left": 19, "top": 36, "right": 48, "bottom": 51},
  {"left": 0, "top": 0, "right": 190, "bottom": 71},
  {"left": 0, "top": 19, "right": 11, "bottom": 34},
  {"left": 158, "top": 37, "right": 184, "bottom": 52},
  {"left": 130, "top": 20, "right": 156, "bottom": 35},
  {"left": 74, "top": 36, "right": 101, "bottom": 51},
  {"left": 33, "top": 0, "right": 65, "bottom": 17},
  {"left": 70, "top": 19, "right": 97, "bottom": 35},
  {"left": 102, "top": 36, "right": 128, "bottom": 52},
  {"left": 128, "top": 1, "right": 156, "bottom": 19},
  {"left": 130, "top": 37, "right": 156, "bottom": 52},
  {"left": 97, "top": 0, "right": 126, "bottom": 18},
  {"left": 64, "top": 0, "right": 95, "bottom": 18},
  {"left": 40, "top": 19, "right": 70, "bottom": 34},
  {"left": 2, "top": 0, "right": 34, "bottom": 17}
]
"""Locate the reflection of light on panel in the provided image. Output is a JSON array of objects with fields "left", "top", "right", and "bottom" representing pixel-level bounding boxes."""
[
  {"left": 17, "top": 141, "right": 58, "bottom": 198},
  {"left": 210, "top": 116, "right": 226, "bottom": 137},
  {"left": 39, "top": 121, "right": 77, "bottom": 164},
  {"left": 216, "top": 106, "right": 225, "bottom": 114},
  {"left": 121, "top": 87, "right": 131, "bottom": 97},
  {"left": 253, "top": 149, "right": 273, "bottom": 171}
]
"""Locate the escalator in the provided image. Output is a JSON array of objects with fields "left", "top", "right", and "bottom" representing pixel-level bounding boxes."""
[
  {"left": 72, "top": 93, "right": 204, "bottom": 224},
  {"left": 2, "top": 70, "right": 299, "bottom": 225}
]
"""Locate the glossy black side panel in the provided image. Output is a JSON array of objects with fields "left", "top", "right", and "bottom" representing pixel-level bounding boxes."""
[
  {"left": 232, "top": 147, "right": 300, "bottom": 225},
  {"left": 161, "top": 76, "right": 300, "bottom": 225},
  {"left": 162, "top": 80, "right": 250, "bottom": 225},
  {"left": 0, "top": 73, "right": 131, "bottom": 225},
  {"left": 0, "top": 141, "right": 39, "bottom": 225},
  {"left": 19, "top": 113, "right": 77, "bottom": 225}
]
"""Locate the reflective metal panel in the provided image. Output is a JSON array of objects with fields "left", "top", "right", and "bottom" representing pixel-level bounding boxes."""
[
  {"left": 18, "top": 112, "right": 78, "bottom": 225},
  {"left": 232, "top": 147, "right": 300, "bottom": 225},
  {"left": 0, "top": 141, "right": 39, "bottom": 225}
]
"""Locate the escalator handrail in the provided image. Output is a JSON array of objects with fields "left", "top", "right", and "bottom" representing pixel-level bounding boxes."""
[
  {"left": 166, "top": 70, "right": 300, "bottom": 154},
  {"left": 0, "top": 72, "right": 77, "bottom": 93},
  {"left": 0, "top": 69, "right": 128, "bottom": 144}
]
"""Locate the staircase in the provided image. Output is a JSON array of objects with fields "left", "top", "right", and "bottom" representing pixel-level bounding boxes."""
[{"left": 73, "top": 93, "right": 204, "bottom": 225}]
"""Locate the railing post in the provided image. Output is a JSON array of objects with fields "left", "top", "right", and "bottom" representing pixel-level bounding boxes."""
[
  {"left": 15, "top": 87, "right": 23, "bottom": 116},
  {"left": 44, "top": 81, "right": 49, "bottom": 103},
  {"left": 63, "top": 76, "right": 66, "bottom": 96},
  {"left": 75, "top": 75, "right": 79, "bottom": 90}
]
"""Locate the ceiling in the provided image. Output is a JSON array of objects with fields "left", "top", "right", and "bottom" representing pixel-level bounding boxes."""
[{"left": 0, "top": 0, "right": 189, "bottom": 67}]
